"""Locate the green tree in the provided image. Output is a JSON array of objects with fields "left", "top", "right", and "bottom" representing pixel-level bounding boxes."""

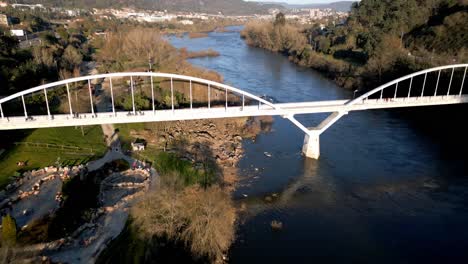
[
  {"left": 39, "top": 32, "right": 58, "bottom": 46},
  {"left": 1, "top": 215, "right": 17, "bottom": 247},
  {"left": 365, "top": 35, "right": 404, "bottom": 82},
  {"left": 0, "top": 34, "right": 18, "bottom": 57},
  {"left": 56, "top": 26, "right": 70, "bottom": 41},
  {"left": 317, "top": 36, "right": 331, "bottom": 53},
  {"left": 29, "top": 16, "right": 46, "bottom": 32},
  {"left": 119, "top": 94, "right": 150, "bottom": 111}
]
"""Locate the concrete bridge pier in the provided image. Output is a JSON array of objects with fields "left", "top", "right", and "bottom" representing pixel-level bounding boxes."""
[
  {"left": 302, "top": 132, "right": 320, "bottom": 159},
  {"left": 287, "top": 111, "right": 347, "bottom": 159}
]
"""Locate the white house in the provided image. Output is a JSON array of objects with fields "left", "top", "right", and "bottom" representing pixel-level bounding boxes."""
[
  {"left": 131, "top": 142, "right": 145, "bottom": 151},
  {"left": 179, "top": 20, "right": 194, "bottom": 25},
  {"left": 10, "top": 29, "right": 25, "bottom": 37}
]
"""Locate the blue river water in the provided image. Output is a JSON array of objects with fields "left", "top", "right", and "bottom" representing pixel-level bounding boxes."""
[{"left": 169, "top": 26, "right": 468, "bottom": 263}]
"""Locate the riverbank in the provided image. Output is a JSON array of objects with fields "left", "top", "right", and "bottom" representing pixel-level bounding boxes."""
[
  {"left": 162, "top": 21, "right": 243, "bottom": 36},
  {"left": 116, "top": 116, "right": 273, "bottom": 190},
  {"left": 240, "top": 21, "right": 360, "bottom": 90},
  {"left": 240, "top": 14, "right": 467, "bottom": 92}
]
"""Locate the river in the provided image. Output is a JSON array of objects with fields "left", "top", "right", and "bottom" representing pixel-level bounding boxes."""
[{"left": 168, "top": 26, "right": 468, "bottom": 263}]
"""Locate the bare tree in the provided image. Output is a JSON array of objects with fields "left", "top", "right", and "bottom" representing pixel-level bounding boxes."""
[
  {"left": 182, "top": 185, "right": 236, "bottom": 262},
  {"left": 131, "top": 177, "right": 236, "bottom": 263},
  {"left": 131, "top": 171, "right": 186, "bottom": 240}
]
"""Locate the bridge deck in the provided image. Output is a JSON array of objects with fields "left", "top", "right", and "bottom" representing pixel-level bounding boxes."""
[{"left": 1, "top": 95, "right": 467, "bottom": 130}]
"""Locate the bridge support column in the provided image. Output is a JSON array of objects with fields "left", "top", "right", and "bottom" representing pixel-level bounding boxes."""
[
  {"left": 302, "top": 132, "right": 320, "bottom": 159},
  {"left": 287, "top": 111, "right": 347, "bottom": 160}
]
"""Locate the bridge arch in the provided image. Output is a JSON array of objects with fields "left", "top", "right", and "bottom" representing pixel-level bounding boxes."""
[
  {"left": 0, "top": 65, "right": 467, "bottom": 160},
  {"left": 347, "top": 64, "right": 468, "bottom": 106},
  {"left": 0, "top": 72, "right": 280, "bottom": 119}
]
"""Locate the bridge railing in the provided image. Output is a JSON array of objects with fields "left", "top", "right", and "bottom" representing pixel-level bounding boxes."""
[
  {"left": 0, "top": 72, "right": 279, "bottom": 120},
  {"left": 347, "top": 64, "right": 468, "bottom": 106}
]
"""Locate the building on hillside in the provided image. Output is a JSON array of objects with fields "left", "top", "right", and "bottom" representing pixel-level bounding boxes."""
[
  {"left": 11, "top": 4, "right": 45, "bottom": 10},
  {"left": 0, "top": 2, "right": 8, "bottom": 8},
  {"left": 179, "top": 19, "right": 193, "bottom": 25},
  {"left": 94, "top": 30, "right": 107, "bottom": 36},
  {"left": 131, "top": 139, "right": 147, "bottom": 152},
  {"left": 0, "top": 14, "right": 10, "bottom": 26}
]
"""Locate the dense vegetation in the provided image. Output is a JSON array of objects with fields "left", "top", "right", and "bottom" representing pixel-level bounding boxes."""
[
  {"left": 130, "top": 173, "right": 235, "bottom": 263},
  {"left": 0, "top": 9, "right": 91, "bottom": 96},
  {"left": 0, "top": 28, "right": 54, "bottom": 95},
  {"left": 242, "top": 0, "right": 468, "bottom": 90}
]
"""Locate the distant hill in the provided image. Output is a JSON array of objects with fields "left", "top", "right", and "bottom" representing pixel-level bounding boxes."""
[
  {"left": 12, "top": 0, "right": 282, "bottom": 15},
  {"left": 269, "top": 1, "right": 356, "bottom": 12},
  {"left": 142, "top": 0, "right": 282, "bottom": 15}
]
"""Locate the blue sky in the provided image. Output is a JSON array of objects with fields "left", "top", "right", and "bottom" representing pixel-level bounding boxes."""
[{"left": 245, "top": 0, "right": 347, "bottom": 4}]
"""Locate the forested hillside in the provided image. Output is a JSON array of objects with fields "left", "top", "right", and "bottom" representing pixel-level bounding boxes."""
[
  {"left": 346, "top": 0, "right": 467, "bottom": 57},
  {"left": 405, "top": 2, "right": 467, "bottom": 53}
]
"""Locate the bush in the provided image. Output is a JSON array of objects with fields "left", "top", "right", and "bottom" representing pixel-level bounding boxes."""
[
  {"left": 241, "top": 20, "right": 307, "bottom": 55},
  {"left": 155, "top": 152, "right": 215, "bottom": 186},
  {"left": 118, "top": 94, "right": 151, "bottom": 111},
  {"left": 131, "top": 175, "right": 235, "bottom": 263},
  {"left": 181, "top": 185, "right": 236, "bottom": 262},
  {"left": 1, "top": 215, "right": 17, "bottom": 247}
]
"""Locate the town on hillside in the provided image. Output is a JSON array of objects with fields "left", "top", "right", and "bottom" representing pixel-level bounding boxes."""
[{"left": 1, "top": 1, "right": 348, "bottom": 39}]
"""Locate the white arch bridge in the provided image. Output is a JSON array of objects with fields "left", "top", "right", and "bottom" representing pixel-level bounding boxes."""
[{"left": 0, "top": 64, "right": 467, "bottom": 159}]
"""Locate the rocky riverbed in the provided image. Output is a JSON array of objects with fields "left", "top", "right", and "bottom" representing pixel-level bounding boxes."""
[{"left": 128, "top": 116, "right": 273, "bottom": 190}]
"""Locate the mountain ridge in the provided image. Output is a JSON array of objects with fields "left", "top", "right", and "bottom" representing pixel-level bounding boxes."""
[{"left": 11, "top": 0, "right": 283, "bottom": 15}]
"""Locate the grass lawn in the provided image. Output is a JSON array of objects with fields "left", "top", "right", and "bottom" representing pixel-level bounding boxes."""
[
  {"left": 114, "top": 123, "right": 146, "bottom": 150},
  {"left": 0, "top": 126, "right": 107, "bottom": 189}
]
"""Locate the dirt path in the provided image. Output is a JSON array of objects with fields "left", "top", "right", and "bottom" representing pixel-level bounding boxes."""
[{"left": 83, "top": 61, "right": 121, "bottom": 151}]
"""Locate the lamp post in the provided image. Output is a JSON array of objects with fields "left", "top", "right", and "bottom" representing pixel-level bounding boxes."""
[
  {"left": 353, "top": 89, "right": 359, "bottom": 99},
  {"left": 148, "top": 57, "right": 154, "bottom": 72}
]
